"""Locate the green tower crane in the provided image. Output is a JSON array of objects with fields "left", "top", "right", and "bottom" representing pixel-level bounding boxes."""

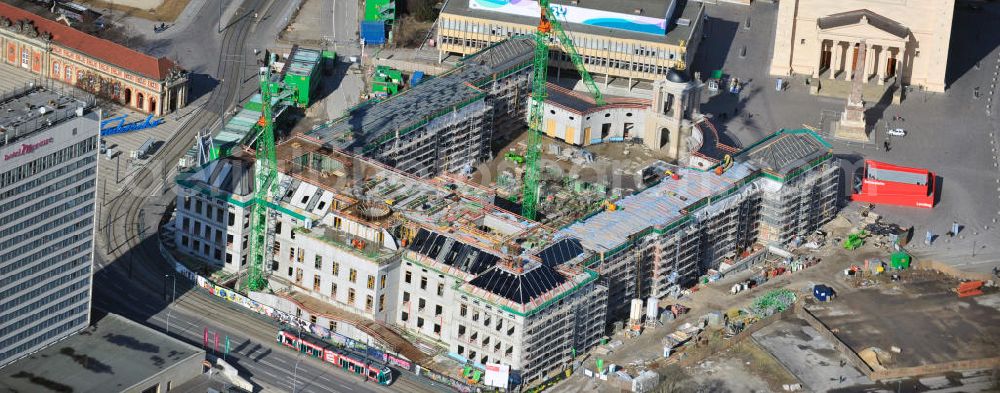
[
  {"left": 521, "top": 1, "right": 605, "bottom": 220},
  {"left": 246, "top": 66, "right": 279, "bottom": 291}
]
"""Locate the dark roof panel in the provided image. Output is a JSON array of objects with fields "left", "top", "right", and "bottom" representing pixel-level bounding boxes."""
[
  {"left": 537, "top": 238, "right": 585, "bottom": 267},
  {"left": 407, "top": 228, "right": 496, "bottom": 275},
  {"left": 468, "top": 264, "right": 567, "bottom": 305}
]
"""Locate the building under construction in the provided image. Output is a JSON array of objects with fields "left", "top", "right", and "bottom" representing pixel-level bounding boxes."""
[
  {"left": 561, "top": 129, "right": 839, "bottom": 319},
  {"left": 170, "top": 34, "right": 841, "bottom": 389},
  {"left": 305, "top": 36, "right": 535, "bottom": 178}
]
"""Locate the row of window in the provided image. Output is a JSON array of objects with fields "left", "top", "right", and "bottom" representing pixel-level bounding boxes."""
[
  {"left": 0, "top": 251, "right": 89, "bottom": 301},
  {"left": 0, "top": 263, "right": 89, "bottom": 314},
  {"left": 1, "top": 237, "right": 90, "bottom": 277},
  {"left": 0, "top": 289, "right": 88, "bottom": 339},
  {"left": 0, "top": 197, "right": 92, "bottom": 261},
  {"left": 0, "top": 138, "right": 96, "bottom": 198},
  {"left": 401, "top": 292, "right": 444, "bottom": 316},
  {"left": 403, "top": 270, "right": 445, "bottom": 296},
  {"left": 0, "top": 307, "right": 87, "bottom": 360},
  {"left": 182, "top": 196, "right": 229, "bottom": 226},
  {"left": 439, "top": 18, "right": 681, "bottom": 59},
  {"left": 0, "top": 220, "right": 91, "bottom": 287},
  {"left": 0, "top": 165, "right": 94, "bottom": 215},
  {"left": 0, "top": 182, "right": 92, "bottom": 232},
  {"left": 0, "top": 192, "right": 92, "bottom": 250},
  {"left": 306, "top": 270, "right": 385, "bottom": 313},
  {"left": 400, "top": 312, "right": 443, "bottom": 335}
]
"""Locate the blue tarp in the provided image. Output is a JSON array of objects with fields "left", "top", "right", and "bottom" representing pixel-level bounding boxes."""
[
  {"left": 409, "top": 71, "right": 425, "bottom": 86},
  {"left": 360, "top": 21, "right": 386, "bottom": 45}
]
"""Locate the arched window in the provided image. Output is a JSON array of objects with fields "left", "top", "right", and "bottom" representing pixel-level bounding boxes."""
[
  {"left": 659, "top": 128, "right": 670, "bottom": 148},
  {"left": 137, "top": 92, "right": 145, "bottom": 110},
  {"left": 149, "top": 97, "right": 157, "bottom": 114},
  {"left": 124, "top": 88, "right": 132, "bottom": 105}
]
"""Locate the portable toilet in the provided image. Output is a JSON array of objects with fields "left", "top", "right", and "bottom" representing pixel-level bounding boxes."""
[
  {"left": 890, "top": 251, "right": 911, "bottom": 269},
  {"left": 813, "top": 284, "right": 835, "bottom": 302}
]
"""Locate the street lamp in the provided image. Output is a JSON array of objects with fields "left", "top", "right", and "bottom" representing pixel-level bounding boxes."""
[
  {"left": 291, "top": 324, "right": 302, "bottom": 392},
  {"left": 164, "top": 274, "right": 176, "bottom": 334}
]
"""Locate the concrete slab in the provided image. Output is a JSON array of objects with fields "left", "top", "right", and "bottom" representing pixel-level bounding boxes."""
[
  {"left": 805, "top": 274, "right": 1000, "bottom": 368},
  {"left": 753, "top": 318, "right": 869, "bottom": 392}
]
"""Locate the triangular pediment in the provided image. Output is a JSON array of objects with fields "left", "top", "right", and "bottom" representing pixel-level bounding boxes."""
[
  {"left": 821, "top": 23, "right": 906, "bottom": 43},
  {"left": 817, "top": 9, "right": 909, "bottom": 40}
]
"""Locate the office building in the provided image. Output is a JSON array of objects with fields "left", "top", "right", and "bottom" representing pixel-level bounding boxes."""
[{"left": 0, "top": 84, "right": 99, "bottom": 366}]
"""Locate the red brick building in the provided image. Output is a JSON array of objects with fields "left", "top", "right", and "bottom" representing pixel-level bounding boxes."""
[{"left": 0, "top": 3, "right": 188, "bottom": 115}]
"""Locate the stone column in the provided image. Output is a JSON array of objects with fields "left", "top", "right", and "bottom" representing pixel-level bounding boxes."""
[
  {"left": 846, "top": 43, "right": 855, "bottom": 82},
  {"left": 877, "top": 47, "right": 888, "bottom": 85},
  {"left": 865, "top": 46, "right": 876, "bottom": 82},
  {"left": 829, "top": 41, "right": 841, "bottom": 80}
]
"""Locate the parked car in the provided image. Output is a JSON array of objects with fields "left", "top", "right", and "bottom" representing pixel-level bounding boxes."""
[{"left": 887, "top": 128, "right": 907, "bottom": 137}]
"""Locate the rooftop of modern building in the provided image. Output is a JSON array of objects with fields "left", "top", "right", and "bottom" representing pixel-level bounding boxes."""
[
  {"left": 283, "top": 46, "right": 322, "bottom": 77},
  {"left": 175, "top": 154, "right": 256, "bottom": 201},
  {"left": 559, "top": 129, "right": 832, "bottom": 253},
  {"left": 0, "top": 313, "right": 204, "bottom": 393},
  {"left": 441, "top": 0, "right": 701, "bottom": 45},
  {"left": 304, "top": 36, "right": 535, "bottom": 151},
  {"left": 0, "top": 84, "right": 96, "bottom": 149}
]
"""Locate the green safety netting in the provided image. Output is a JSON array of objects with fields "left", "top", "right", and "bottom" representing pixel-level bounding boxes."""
[{"left": 748, "top": 289, "right": 796, "bottom": 318}]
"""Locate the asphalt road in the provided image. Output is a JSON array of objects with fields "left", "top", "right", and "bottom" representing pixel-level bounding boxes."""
[{"left": 91, "top": 1, "right": 438, "bottom": 392}]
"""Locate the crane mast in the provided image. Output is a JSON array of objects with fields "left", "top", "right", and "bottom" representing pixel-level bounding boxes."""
[
  {"left": 521, "top": 0, "right": 605, "bottom": 220},
  {"left": 246, "top": 66, "right": 278, "bottom": 291}
]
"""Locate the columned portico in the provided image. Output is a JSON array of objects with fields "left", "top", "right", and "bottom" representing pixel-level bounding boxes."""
[
  {"left": 772, "top": 2, "right": 952, "bottom": 92},
  {"left": 821, "top": 38, "right": 904, "bottom": 84}
]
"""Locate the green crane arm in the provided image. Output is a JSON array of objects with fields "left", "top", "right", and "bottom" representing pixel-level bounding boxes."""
[
  {"left": 521, "top": 0, "right": 606, "bottom": 220},
  {"left": 545, "top": 8, "right": 605, "bottom": 106},
  {"left": 520, "top": 31, "right": 550, "bottom": 220},
  {"left": 246, "top": 66, "right": 278, "bottom": 291}
]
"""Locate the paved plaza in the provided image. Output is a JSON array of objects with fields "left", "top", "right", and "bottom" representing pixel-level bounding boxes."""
[{"left": 692, "top": 1, "right": 1000, "bottom": 275}]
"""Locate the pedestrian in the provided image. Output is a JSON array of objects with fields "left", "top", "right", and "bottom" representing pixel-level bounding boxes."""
[{"left": 884, "top": 141, "right": 890, "bottom": 152}]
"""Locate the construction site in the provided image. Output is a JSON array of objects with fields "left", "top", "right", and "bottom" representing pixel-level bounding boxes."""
[{"left": 162, "top": 0, "right": 999, "bottom": 391}]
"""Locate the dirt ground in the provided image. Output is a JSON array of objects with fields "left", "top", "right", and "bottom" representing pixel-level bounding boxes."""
[{"left": 77, "top": 0, "right": 189, "bottom": 22}]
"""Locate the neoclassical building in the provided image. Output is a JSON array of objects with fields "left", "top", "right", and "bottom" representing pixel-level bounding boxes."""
[
  {"left": 0, "top": 3, "right": 188, "bottom": 115},
  {"left": 769, "top": 0, "right": 955, "bottom": 92}
]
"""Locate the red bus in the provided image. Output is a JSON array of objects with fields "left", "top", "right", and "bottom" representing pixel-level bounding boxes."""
[
  {"left": 852, "top": 160, "right": 934, "bottom": 208},
  {"left": 277, "top": 330, "right": 393, "bottom": 385}
]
